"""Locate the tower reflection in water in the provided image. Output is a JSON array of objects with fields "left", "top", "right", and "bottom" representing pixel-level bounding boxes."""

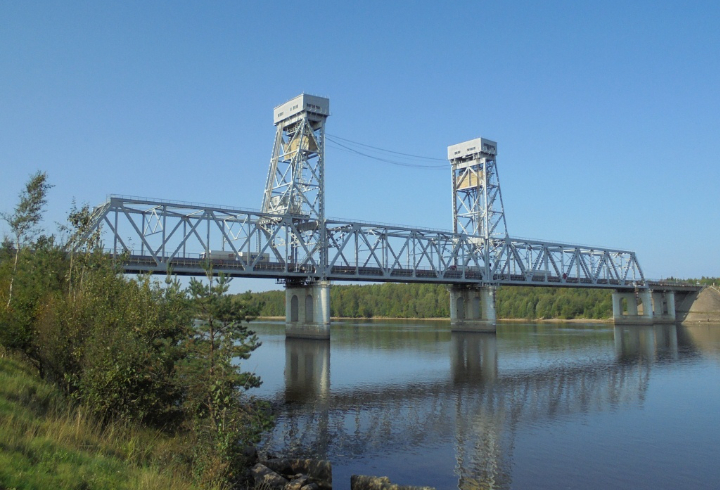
[
  {"left": 449, "top": 333, "right": 509, "bottom": 490},
  {"left": 273, "top": 325, "right": 686, "bottom": 490}
]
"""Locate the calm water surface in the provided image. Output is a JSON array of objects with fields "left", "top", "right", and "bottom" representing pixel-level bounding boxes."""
[{"left": 246, "top": 320, "right": 720, "bottom": 489}]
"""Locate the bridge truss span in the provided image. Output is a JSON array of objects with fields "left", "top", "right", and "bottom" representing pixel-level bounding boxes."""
[
  {"left": 85, "top": 195, "right": 645, "bottom": 289},
  {"left": 324, "top": 219, "right": 645, "bottom": 287}
]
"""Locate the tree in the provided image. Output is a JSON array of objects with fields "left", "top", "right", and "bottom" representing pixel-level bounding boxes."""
[
  {"left": 183, "top": 270, "right": 269, "bottom": 485},
  {"left": 2, "top": 171, "right": 53, "bottom": 309},
  {"left": 60, "top": 201, "right": 103, "bottom": 301}
]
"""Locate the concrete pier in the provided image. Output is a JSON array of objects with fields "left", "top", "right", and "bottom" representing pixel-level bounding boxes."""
[
  {"left": 651, "top": 291, "right": 676, "bottom": 323},
  {"left": 449, "top": 286, "right": 497, "bottom": 333},
  {"left": 285, "top": 280, "right": 331, "bottom": 339},
  {"left": 612, "top": 289, "right": 676, "bottom": 324}
]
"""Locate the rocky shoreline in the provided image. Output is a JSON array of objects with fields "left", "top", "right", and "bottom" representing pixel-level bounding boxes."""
[{"left": 247, "top": 451, "right": 434, "bottom": 490}]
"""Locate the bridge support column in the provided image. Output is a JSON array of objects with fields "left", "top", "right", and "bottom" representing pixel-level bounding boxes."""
[
  {"left": 612, "top": 290, "right": 653, "bottom": 325},
  {"left": 651, "top": 291, "right": 676, "bottom": 323},
  {"left": 614, "top": 292, "right": 638, "bottom": 316},
  {"left": 449, "top": 286, "right": 496, "bottom": 333},
  {"left": 666, "top": 291, "right": 676, "bottom": 320},
  {"left": 639, "top": 290, "right": 653, "bottom": 321},
  {"left": 285, "top": 281, "right": 331, "bottom": 339}
]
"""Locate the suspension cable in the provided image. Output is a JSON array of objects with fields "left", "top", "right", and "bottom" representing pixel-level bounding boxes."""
[
  {"left": 326, "top": 133, "right": 446, "bottom": 161},
  {"left": 325, "top": 135, "right": 447, "bottom": 169}
]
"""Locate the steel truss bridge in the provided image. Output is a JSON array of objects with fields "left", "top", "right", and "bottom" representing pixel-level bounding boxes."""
[
  {"left": 90, "top": 195, "right": 644, "bottom": 288},
  {"left": 83, "top": 94, "right": 645, "bottom": 290}
]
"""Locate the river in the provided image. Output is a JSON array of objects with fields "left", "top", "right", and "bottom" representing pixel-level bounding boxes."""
[{"left": 246, "top": 320, "right": 720, "bottom": 489}]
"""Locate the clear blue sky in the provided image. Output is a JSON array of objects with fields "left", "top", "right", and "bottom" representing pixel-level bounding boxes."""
[{"left": 1, "top": 1, "right": 719, "bottom": 292}]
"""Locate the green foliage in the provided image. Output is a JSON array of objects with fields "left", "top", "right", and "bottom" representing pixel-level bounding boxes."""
[
  {"left": 181, "top": 272, "right": 270, "bottom": 486},
  {"left": 495, "top": 286, "right": 612, "bottom": 320},
  {"left": 65, "top": 274, "right": 191, "bottom": 426},
  {"left": 2, "top": 171, "right": 54, "bottom": 309},
  {"left": 0, "top": 354, "right": 204, "bottom": 490},
  {"left": 0, "top": 237, "right": 68, "bottom": 374},
  {"left": 1, "top": 171, "right": 53, "bottom": 246},
  {"left": 0, "top": 176, "right": 271, "bottom": 488},
  {"left": 243, "top": 283, "right": 616, "bottom": 320}
]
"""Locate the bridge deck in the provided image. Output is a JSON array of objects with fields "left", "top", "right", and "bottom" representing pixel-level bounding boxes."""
[{"left": 122, "top": 253, "right": 653, "bottom": 289}]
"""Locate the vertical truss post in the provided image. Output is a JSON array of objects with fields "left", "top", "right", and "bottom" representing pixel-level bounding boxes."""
[
  {"left": 140, "top": 211, "right": 145, "bottom": 257},
  {"left": 161, "top": 205, "right": 167, "bottom": 259},
  {"left": 113, "top": 209, "right": 119, "bottom": 257}
]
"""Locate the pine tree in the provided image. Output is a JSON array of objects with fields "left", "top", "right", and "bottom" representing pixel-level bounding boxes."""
[{"left": 183, "top": 270, "right": 269, "bottom": 484}]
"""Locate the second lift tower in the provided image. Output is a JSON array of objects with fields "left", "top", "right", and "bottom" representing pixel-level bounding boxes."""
[{"left": 448, "top": 137, "right": 508, "bottom": 241}]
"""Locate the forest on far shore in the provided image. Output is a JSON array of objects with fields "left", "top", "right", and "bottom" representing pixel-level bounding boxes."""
[
  {"left": 242, "top": 283, "right": 613, "bottom": 320},
  {"left": 241, "top": 277, "right": 719, "bottom": 321}
]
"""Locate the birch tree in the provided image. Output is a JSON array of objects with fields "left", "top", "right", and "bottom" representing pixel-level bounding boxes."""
[{"left": 2, "top": 171, "right": 53, "bottom": 309}]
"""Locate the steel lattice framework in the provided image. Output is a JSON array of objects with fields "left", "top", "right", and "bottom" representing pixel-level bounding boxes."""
[
  {"left": 85, "top": 196, "right": 645, "bottom": 288},
  {"left": 262, "top": 94, "right": 327, "bottom": 222},
  {"left": 449, "top": 137, "right": 507, "bottom": 240},
  {"left": 81, "top": 93, "right": 647, "bottom": 289}
]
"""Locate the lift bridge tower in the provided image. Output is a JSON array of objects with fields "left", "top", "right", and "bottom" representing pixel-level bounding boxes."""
[
  {"left": 262, "top": 94, "right": 330, "bottom": 270},
  {"left": 448, "top": 137, "right": 508, "bottom": 241},
  {"left": 262, "top": 93, "right": 329, "bottom": 223},
  {"left": 262, "top": 94, "right": 332, "bottom": 338},
  {"left": 447, "top": 137, "right": 508, "bottom": 331}
]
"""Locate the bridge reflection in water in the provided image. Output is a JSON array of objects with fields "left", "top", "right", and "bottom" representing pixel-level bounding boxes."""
[
  {"left": 262, "top": 324, "right": 696, "bottom": 489},
  {"left": 285, "top": 339, "right": 331, "bottom": 403}
]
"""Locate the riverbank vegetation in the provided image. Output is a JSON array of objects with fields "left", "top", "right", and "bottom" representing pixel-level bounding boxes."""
[{"left": 0, "top": 173, "right": 270, "bottom": 489}]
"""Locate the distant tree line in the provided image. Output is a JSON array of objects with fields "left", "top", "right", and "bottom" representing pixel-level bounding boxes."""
[
  {"left": 666, "top": 276, "right": 719, "bottom": 287},
  {"left": 246, "top": 273, "right": 720, "bottom": 320},
  {"left": 242, "top": 282, "right": 618, "bottom": 320}
]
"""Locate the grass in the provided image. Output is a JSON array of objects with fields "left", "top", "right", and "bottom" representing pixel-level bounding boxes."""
[{"left": 0, "top": 350, "right": 207, "bottom": 490}]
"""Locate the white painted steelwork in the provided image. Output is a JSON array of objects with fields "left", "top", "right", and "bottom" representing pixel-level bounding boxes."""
[
  {"left": 82, "top": 196, "right": 645, "bottom": 288},
  {"left": 449, "top": 138, "right": 508, "bottom": 255},
  {"left": 79, "top": 93, "right": 649, "bottom": 290},
  {"left": 263, "top": 93, "right": 328, "bottom": 222},
  {"left": 262, "top": 94, "right": 329, "bottom": 281}
]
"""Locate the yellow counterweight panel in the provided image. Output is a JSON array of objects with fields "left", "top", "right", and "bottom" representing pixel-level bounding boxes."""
[
  {"left": 283, "top": 132, "right": 319, "bottom": 157},
  {"left": 456, "top": 170, "right": 484, "bottom": 190}
]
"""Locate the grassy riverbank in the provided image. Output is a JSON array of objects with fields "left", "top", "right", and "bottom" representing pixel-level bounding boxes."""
[{"left": 0, "top": 351, "right": 202, "bottom": 490}]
